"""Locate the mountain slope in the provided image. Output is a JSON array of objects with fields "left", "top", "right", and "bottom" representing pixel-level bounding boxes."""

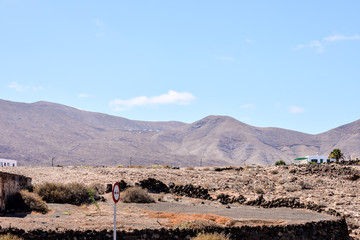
[{"left": 0, "top": 99, "right": 359, "bottom": 166}]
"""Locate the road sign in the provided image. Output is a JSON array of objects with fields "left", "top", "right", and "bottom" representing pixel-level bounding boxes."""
[
  {"left": 112, "top": 182, "right": 120, "bottom": 203},
  {"left": 112, "top": 182, "right": 120, "bottom": 240}
]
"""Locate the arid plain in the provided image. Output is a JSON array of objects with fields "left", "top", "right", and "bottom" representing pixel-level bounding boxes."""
[{"left": 1, "top": 164, "right": 359, "bottom": 239}]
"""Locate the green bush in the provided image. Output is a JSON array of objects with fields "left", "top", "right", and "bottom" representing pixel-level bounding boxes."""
[
  {"left": 20, "top": 190, "right": 49, "bottom": 214},
  {"left": 36, "top": 182, "right": 99, "bottom": 205},
  {"left": 274, "top": 160, "right": 286, "bottom": 166},
  {"left": 121, "top": 187, "right": 155, "bottom": 203}
]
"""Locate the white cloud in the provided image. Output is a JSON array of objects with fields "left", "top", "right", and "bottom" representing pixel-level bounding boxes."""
[
  {"left": 296, "top": 34, "right": 360, "bottom": 53},
  {"left": 8, "top": 82, "right": 43, "bottom": 92},
  {"left": 289, "top": 106, "right": 305, "bottom": 114},
  {"left": 295, "top": 40, "right": 324, "bottom": 53},
  {"left": 78, "top": 93, "right": 89, "bottom": 98},
  {"left": 109, "top": 90, "right": 196, "bottom": 111},
  {"left": 240, "top": 104, "right": 255, "bottom": 109},
  {"left": 245, "top": 38, "right": 254, "bottom": 43},
  {"left": 324, "top": 34, "right": 360, "bottom": 42},
  {"left": 8, "top": 82, "right": 24, "bottom": 91}
]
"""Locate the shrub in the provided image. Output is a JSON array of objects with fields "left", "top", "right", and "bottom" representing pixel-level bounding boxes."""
[
  {"left": 185, "top": 167, "right": 195, "bottom": 170},
  {"left": 289, "top": 168, "right": 296, "bottom": 174},
  {"left": 121, "top": 187, "right": 155, "bottom": 203},
  {"left": 284, "top": 184, "right": 300, "bottom": 192},
  {"left": 298, "top": 180, "right": 312, "bottom": 190},
  {"left": 290, "top": 176, "right": 297, "bottom": 182},
  {"left": 36, "top": 182, "right": 96, "bottom": 205},
  {"left": 274, "top": 160, "right": 286, "bottom": 166},
  {"left": 191, "top": 233, "right": 229, "bottom": 240},
  {"left": 0, "top": 234, "right": 23, "bottom": 240},
  {"left": 20, "top": 190, "right": 49, "bottom": 214},
  {"left": 254, "top": 187, "right": 265, "bottom": 195},
  {"left": 90, "top": 183, "right": 105, "bottom": 196},
  {"left": 176, "top": 220, "right": 221, "bottom": 230},
  {"left": 271, "top": 169, "right": 279, "bottom": 175}
]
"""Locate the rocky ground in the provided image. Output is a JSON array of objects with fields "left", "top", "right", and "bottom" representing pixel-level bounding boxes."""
[{"left": 1, "top": 164, "right": 360, "bottom": 239}]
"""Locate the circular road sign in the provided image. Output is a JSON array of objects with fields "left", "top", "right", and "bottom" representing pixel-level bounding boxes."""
[{"left": 112, "top": 182, "right": 120, "bottom": 203}]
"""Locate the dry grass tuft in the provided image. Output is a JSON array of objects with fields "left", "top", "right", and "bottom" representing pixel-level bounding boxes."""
[
  {"left": 284, "top": 184, "right": 300, "bottom": 192},
  {"left": 191, "top": 233, "right": 229, "bottom": 240},
  {"left": 176, "top": 220, "right": 221, "bottom": 230},
  {"left": 20, "top": 190, "right": 49, "bottom": 214},
  {"left": 0, "top": 234, "right": 23, "bottom": 240},
  {"left": 254, "top": 186, "right": 265, "bottom": 194},
  {"left": 121, "top": 187, "right": 155, "bottom": 203}
]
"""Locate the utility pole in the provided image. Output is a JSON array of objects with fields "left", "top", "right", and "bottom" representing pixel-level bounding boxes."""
[
  {"left": 51, "top": 157, "right": 55, "bottom": 167},
  {"left": 129, "top": 157, "right": 132, "bottom": 167}
]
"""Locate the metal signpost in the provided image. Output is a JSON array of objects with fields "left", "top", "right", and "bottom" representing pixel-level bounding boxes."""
[{"left": 112, "top": 182, "right": 120, "bottom": 240}]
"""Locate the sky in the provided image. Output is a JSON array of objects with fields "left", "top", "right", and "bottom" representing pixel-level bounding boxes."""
[{"left": 1, "top": 1, "right": 360, "bottom": 134}]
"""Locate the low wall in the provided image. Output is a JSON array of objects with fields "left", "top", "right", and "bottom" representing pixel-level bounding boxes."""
[
  {"left": 0, "top": 172, "right": 31, "bottom": 212},
  {"left": 0, "top": 217, "right": 349, "bottom": 240}
]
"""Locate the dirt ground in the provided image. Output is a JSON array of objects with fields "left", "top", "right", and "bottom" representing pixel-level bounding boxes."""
[{"left": 1, "top": 165, "right": 359, "bottom": 238}]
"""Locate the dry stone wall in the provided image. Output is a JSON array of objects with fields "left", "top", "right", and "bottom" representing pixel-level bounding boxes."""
[{"left": 0, "top": 217, "right": 350, "bottom": 240}]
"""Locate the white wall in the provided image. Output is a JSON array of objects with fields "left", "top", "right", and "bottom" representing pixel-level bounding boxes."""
[{"left": 0, "top": 159, "right": 17, "bottom": 167}]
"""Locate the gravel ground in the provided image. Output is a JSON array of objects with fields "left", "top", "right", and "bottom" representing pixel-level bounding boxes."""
[{"left": 1, "top": 165, "right": 359, "bottom": 238}]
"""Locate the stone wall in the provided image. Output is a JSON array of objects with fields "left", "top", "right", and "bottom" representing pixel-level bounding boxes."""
[
  {"left": 0, "top": 217, "right": 350, "bottom": 240},
  {"left": 0, "top": 172, "right": 31, "bottom": 212}
]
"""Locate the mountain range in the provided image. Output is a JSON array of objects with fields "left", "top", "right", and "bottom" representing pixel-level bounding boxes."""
[{"left": 0, "top": 99, "right": 359, "bottom": 166}]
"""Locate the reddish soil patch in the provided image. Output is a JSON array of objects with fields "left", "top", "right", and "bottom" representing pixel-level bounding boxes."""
[{"left": 143, "top": 210, "right": 232, "bottom": 226}]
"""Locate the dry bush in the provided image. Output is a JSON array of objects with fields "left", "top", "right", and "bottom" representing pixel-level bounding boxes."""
[
  {"left": 246, "top": 184, "right": 254, "bottom": 191},
  {"left": 191, "top": 233, "right": 229, "bottom": 240},
  {"left": 284, "top": 184, "right": 300, "bottom": 192},
  {"left": 271, "top": 169, "right": 279, "bottom": 175},
  {"left": 0, "top": 234, "right": 22, "bottom": 240},
  {"left": 298, "top": 180, "right": 312, "bottom": 190},
  {"left": 36, "top": 182, "right": 95, "bottom": 205},
  {"left": 121, "top": 187, "right": 155, "bottom": 203},
  {"left": 254, "top": 186, "right": 265, "bottom": 194},
  {"left": 90, "top": 183, "right": 105, "bottom": 195},
  {"left": 185, "top": 167, "right": 195, "bottom": 170},
  {"left": 289, "top": 168, "right": 296, "bottom": 174},
  {"left": 290, "top": 176, "right": 297, "bottom": 182},
  {"left": 20, "top": 190, "right": 49, "bottom": 214},
  {"left": 202, "top": 167, "right": 210, "bottom": 171},
  {"left": 177, "top": 220, "right": 221, "bottom": 230},
  {"left": 128, "top": 165, "right": 145, "bottom": 168}
]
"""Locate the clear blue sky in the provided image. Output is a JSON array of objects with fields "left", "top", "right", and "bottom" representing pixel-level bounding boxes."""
[{"left": 1, "top": 1, "right": 360, "bottom": 134}]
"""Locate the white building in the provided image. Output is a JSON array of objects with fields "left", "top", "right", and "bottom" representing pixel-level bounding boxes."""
[
  {"left": 0, "top": 158, "right": 17, "bottom": 167},
  {"left": 294, "top": 155, "right": 336, "bottom": 164}
]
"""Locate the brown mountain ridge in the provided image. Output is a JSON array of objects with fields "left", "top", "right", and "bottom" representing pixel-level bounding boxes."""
[{"left": 0, "top": 99, "right": 359, "bottom": 166}]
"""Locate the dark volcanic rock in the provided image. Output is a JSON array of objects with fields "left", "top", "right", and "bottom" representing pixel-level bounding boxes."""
[
  {"left": 137, "top": 178, "right": 170, "bottom": 193},
  {"left": 169, "top": 183, "right": 211, "bottom": 200}
]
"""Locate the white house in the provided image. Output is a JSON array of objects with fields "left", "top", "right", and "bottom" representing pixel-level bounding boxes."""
[
  {"left": 0, "top": 158, "right": 17, "bottom": 167},
  {"left": 294, "top": 155, "right": 336, "bottom": 164}
]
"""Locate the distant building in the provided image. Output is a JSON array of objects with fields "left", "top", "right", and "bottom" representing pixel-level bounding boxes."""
[
  {"left": 294, "top": 155, "right": 336, "bottom": 164},
  {"left": 0, "top": 158, "right": 17, "bottom": 167}
]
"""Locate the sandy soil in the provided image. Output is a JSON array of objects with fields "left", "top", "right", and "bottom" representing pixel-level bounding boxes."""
[{"left": 1, "top": 165, "right": 359, "bottom": 238}]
